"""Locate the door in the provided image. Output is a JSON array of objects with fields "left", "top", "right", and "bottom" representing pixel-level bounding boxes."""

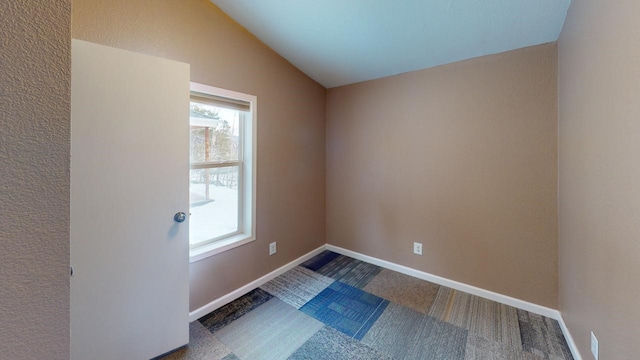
[{"left": 70, "top": 40, "right": 190, "bottom": 360}]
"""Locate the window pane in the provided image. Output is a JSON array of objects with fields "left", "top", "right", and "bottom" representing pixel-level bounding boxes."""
[
  {"left": 189, "top": 166, "right": 239, "bottom": 246},
  {"left": 190, "top": 101, "right": 242, "bottom": 163}
]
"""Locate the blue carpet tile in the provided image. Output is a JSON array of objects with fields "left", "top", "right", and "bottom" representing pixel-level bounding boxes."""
[
  {"left": 220, "top": 354, "right": 240, "bottom": 360},
  {"left": 301, "top": 250, "right": 341, "bottom": 271},
  {"left": 198, "top": 288, "right": 273, "bottom": 333},
  {"left": 300, "top": 281, "right": 389, "bottom": 340}
]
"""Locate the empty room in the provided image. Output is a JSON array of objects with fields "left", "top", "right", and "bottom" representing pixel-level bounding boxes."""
[{"left": 2, "top": 0, "right": 639, "bottom": 359}]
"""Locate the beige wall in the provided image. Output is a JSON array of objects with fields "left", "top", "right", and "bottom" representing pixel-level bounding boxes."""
[
  {"left": 72, "top": 0, "right": 326, "bottom": 310},
  {"left": 12, "top": 0, "right": 639, "bottom": 357},
  {"left": 558, "top": 1, "right": 640, "bottom": 358},
  {"left": 0, "top": 1, "right": 71, "bottom": 359},
  {"left": 327, "top": 44, "right": 558, "bottom": 307}
]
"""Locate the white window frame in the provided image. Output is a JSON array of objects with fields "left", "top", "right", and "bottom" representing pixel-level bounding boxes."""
[{"left": 189, "top": 82, "right": 257, "bottom": 262}]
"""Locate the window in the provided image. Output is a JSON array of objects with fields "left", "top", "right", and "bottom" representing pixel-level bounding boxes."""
[{"left": 189, "top": 82, "right": 256, "bottom": 262}]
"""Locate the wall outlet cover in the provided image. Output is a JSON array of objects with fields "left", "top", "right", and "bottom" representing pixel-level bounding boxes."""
[
  {"left": 269, "top": 242, "right": 277, "bottom": 255},
  {"left": 413, "top": 242, "right": 423, "bottom": 255}
]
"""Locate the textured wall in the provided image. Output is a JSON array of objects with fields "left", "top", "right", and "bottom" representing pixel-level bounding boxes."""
[
  {"left": 72, "top": 0, "right": 326, "bottom": 311},
  {"left": 327, "top": 44, "right": 558, "bottom": 307},
  {"left": 0, "top": 1, "right": 71, "bottom": 359},
  {"left": 558, "top": 1, "right": 640, "bottom": 358}
]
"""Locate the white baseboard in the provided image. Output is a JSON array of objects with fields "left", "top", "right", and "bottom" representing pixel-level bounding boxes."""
[
  {"left": 556, "top": 314, "right": 583, "bottom": 360},
  {"left": 326, "top": 244, "right": 557, "bottom": 318},
  {"left": 326, "top": 244, "right": 582, "bottom": 360},
  {"left": 188, "top": 243, "right": 581, "bottom": 359},
  {"left": 188, "top": 245, "right": 326, "bottom": 321}
]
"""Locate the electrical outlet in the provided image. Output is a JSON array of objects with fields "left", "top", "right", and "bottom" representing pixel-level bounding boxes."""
[
  {"left": 269, "top": 242, "right": 277, "bottom": 255},
  {"left": 591, "top": 331, "right": 598, "bottom": 359},
  {"left": 413, "top": 242, "right": 423, "bottom": 255}
]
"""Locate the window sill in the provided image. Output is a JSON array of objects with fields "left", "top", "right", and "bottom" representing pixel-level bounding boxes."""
[{"left": 189, "top": 233, "right": 255, "bottom": 263}]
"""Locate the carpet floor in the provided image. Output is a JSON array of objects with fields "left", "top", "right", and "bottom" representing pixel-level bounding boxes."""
[{"left": 158, "top": 251, "right": 573, "bottom": 360}]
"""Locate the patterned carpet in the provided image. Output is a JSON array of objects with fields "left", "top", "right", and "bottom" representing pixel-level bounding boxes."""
[{"left": 158, "top": 251, "right": 573, "bottom": 360}]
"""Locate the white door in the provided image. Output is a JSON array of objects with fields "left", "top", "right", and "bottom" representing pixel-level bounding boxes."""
[{"left": 70, "top": 40, "right": 190, "bottom": 360}]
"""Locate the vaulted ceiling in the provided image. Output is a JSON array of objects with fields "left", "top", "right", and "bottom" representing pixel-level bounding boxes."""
[{"left": 211, "top": 0, "right": 571, "bottom": 88}]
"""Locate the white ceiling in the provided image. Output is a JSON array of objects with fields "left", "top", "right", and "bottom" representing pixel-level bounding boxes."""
[{"left": 210, "top": 0, "right": 571, "bottom": 88}]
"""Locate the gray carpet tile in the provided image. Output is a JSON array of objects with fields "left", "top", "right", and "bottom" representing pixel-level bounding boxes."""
[
  {"left": 216, "top": 297, "right": 324, "bottom": 360},
  {"left": 428, "top": 284, "right": 455, "bottom": 318},
  {"left": 315, "top": 254, "right": 382, "bottom": 288},
  {"left": 199, "top": 288, "right": 273, "bottom": 333},
  {"left": 517, "top": 310, "right": 573, "bottom": 360},
  {"left": 156, "top": 321, "right": 234, "bottom": 360},
  {"left": 183, "top": 254, "right": 573, "bottom": 360},
  {"left": 363, "top": 268, "right": 440, "bottom": 313},
  {"left": 429, "top": 287, "right": 522, "bottom": 348},
  {"left": 464, "top": 333, "right": 542, "bottom": 360},
  {"left": 288, "top": 326, "right": 392, "bottom": 360},
  {"left": 362, "top": 302, "right": 468, "bottom": 360},
  {"left": 260, "top": 266, "right": 335, "bottom": 308}
]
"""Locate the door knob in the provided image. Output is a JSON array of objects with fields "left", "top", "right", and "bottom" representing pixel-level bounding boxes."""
[{"left": 174, "top": 212, "right": 186, "bottom": 223}]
